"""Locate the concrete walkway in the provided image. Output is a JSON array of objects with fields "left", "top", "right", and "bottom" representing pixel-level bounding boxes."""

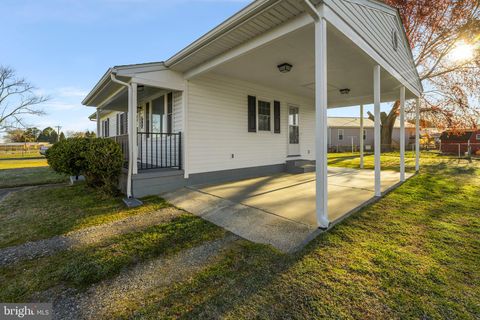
[{"left": 163, "top": 167, "right": 413, "bottom": 252}]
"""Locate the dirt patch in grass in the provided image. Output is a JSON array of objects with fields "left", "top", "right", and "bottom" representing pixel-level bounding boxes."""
[{"left": 0, "top": 184, "right": 171, "bottom": 248}]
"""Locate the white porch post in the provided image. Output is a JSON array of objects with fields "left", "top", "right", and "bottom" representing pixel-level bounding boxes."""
[
  {"left": 126, "top": 84, "right": 134, "bottom": 198},
  {"left": 96, "top": 109, "right": 101, "bottom": 137},
  {"left": 415, "top": 97, "right": 420, "bottom": 172},
  {"left": 360, "top": 104, "right": 364, "bottom": 169},
  {"left": 373, "top": 65, "right": 381, "bottom": 197},
  {"left": 131, "top": 82, "right": 138, "bottom": 175},
  {"left": 315, "top": 16, "right": 330, "bottom": 229},
  {"left": 399, "top": 86, "right": 406, "bottom": 182}
]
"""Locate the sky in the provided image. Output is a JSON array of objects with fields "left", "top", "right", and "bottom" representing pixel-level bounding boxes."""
[{"left": 0, "top": 0, "right": 393, "bottom": 136}]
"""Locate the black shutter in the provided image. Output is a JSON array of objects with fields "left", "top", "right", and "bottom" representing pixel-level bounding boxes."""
[
  {"left": 248, "top": 95, "right": 256, "bottom": 132},
  {"left": 116, "top": 114, "right": 120, "bottom": 136},
  {"left": 167, "top": 92, "right": 173, "bottom": 133},
  {"left": 274, "top": 100, "right": 280, "bottom": 133}
]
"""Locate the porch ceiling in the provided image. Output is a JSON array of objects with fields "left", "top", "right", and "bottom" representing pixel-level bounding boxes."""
[
  {"left": 209, "top": 22, "right": 417, "bottom": 108},
  {"left": 100, "top": 85, "right": 166, "bottom": 112}
]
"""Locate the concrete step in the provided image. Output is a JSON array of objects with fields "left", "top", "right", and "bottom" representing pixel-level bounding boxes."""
[{"left": 286, "top": 160, "right": 316, "bottom": 174}]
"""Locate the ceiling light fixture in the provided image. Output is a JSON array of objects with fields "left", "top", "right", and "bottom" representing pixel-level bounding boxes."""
[{"left": 277, "top": 63, "right": 293, "bottom": 73}]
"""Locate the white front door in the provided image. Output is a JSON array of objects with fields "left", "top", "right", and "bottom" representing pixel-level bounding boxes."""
[{"left": 288, "top": 106, "right": 300, "bottom": 156}]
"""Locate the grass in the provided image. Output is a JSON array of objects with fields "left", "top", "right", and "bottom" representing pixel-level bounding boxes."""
[
  {"left": 0, "top": 213, "right": 225, "bottom": 302},
  {"left": 0, "top": 159, "right": 66, "bottom": 188},
  {"left": 0, "top": 184, "right": 173, "bottom": 248},
  {"left": 117, "top": 157, "right": 480, "bottom": 319},
  {"left": 1, "top": 154, "right": 478, "bottom": 318},
  {"left": 327, "top": 150, "right": 461, "bottom": 172},
  {"left": 0, "top": 151, "right": 44, "bottom": 159}
]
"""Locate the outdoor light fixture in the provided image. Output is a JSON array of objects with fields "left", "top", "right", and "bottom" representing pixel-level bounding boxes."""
[
  {"left": 339, "top": 88, "right": 351, "bottom": 95},
  {"left": 277, "top": 63, "right": 293, "bottom": 73}
]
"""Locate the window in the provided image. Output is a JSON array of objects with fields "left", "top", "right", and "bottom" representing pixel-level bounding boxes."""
[
  {"left": 102, "top": 118, "right": 110, "bottom": 137},
  {"left": 338, "top": 129, "right": 344, "bottom": 141},
  {"left": 119, "top": 113, "right": 127, "bottom": 135},
  {"left": 152, "top": 95, "right": 165, "bottom": 133},
  {"left": 363, "top": 129, "right": 367, "bottom": 140},
  {"left": 476, "top": 134, "right": 480, "bottom": 140},
  {"left": 258, "top": 100, "right": 271, "bottom": 131}
]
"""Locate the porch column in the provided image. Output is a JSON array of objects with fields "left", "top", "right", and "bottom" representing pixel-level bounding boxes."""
[
  {"left": 131, "top": 82, "right": 138, "bottom": 175},
  {"left": 399, "top": 86, "right": 406, "bottom": 182},
  {"left": 96, "top": 109, "right": 101, "bottom": 137},
  {"left": 359, "top": 104, "right": 364, "bottom": 169},
  {"left": 315, "top": 16, "right": 330, "bottom": 229},
  {"left": 415, "top": 97, "right": 420, "bottom": 172},
  {"left": 373, "top": 65, "right": 381, "bottom": 197}
]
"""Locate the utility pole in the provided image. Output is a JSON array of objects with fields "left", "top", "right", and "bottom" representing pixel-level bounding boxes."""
[{"left": 55, "top": 125, "right": 62, "bottom": 142}]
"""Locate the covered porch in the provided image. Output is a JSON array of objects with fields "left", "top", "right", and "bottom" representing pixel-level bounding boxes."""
[
  {"left": 83, "top": 63, "right": 186, "bottom": 198},
  {"left": 171, "top": 0, "right": 423, "bottom": 229}
]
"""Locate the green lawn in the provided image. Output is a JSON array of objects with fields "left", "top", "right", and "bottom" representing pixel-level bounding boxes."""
[
  {"left": 0, "top": 159, "right": 66, "bottom": 188},
  {"left": 1, "top": 155, "right": 479, "bottom": 318},
  {"left": 122, "top": 158, "right": 480, "bottom": 319},
  {"left": 0, "top": 151, "right": 43, "bottom": 159},
  {"left": 0, "top": 184, "right": 174, "bottom": 248}
]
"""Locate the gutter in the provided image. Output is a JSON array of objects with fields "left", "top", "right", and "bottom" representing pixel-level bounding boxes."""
[{"left": 110, "top": 71, "right": 134, "bottom": 200}]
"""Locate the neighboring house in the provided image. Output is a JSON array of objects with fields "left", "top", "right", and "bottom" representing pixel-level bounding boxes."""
[
  {"left": 327, "top": 117, "right": 415, "bottom": 151},
  {"left": 440, "top": 130, "right": 480, "bottom": 155},
  {"left": 83, "top": 0, "right": 423, "bottom": 228}
]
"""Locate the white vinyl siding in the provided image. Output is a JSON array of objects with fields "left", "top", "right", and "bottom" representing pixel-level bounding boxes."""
[
  {"left": 324, "top": 0, "right": 422, "bottom": 94},
  {"left": 186, "top": 73, "right": 315, "bottom": 174}
]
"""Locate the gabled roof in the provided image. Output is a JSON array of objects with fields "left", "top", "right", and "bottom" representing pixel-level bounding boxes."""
[{"left": 328, "top": 117, "right": 415, "bottom": 129}]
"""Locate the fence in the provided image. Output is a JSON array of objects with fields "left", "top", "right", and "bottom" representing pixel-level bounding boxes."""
[
  {"left": 0, "top": 143, "right": 50, "bottom": 158},
  {"left": 328, "top": 142, "right": 480, "bottom": 159}
]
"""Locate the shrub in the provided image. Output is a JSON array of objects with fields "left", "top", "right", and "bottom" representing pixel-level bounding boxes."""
[
  {"left": 46, "top": 138, "right": 89, "bottom": 178},
  {"left": 83, "top": 138, "right": 123, "bottom": 195}
]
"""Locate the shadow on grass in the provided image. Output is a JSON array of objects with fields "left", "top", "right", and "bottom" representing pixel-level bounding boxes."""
[
  {"left": 0, "top": 214, "right": 226, "bottom": 302},
  {"left": 123, "top": 161, "right": 480, "bottom": 319}
]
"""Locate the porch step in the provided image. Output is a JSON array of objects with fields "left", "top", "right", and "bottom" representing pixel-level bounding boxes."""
[{"left": 286, "top": 160, "right": 316, "bottom": 174}]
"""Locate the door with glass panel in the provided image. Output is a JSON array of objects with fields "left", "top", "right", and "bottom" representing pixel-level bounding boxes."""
[{"left": 288, "top": 106, "right": 300, "bottom": 156}]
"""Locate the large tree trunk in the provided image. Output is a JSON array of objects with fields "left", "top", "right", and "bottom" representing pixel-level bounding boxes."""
[{"left": 367, "top": 100, "right": 400, "bottom": 152}]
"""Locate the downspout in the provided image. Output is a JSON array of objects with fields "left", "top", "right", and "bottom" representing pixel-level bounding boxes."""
[{"left": 110, "top": 72, "right": 134, "bottom": 199}]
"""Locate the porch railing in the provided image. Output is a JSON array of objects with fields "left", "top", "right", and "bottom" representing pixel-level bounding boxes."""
[{"left": 137, "top": 132, "right": 182, "bottom": 170}]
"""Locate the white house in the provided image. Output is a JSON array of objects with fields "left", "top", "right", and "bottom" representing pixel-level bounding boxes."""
[
  {"left": 327, "top": 117, "right": 416, "bottom": 151},
  {"left": 83, "top": 0, "right": 422, "bottom": 229}
]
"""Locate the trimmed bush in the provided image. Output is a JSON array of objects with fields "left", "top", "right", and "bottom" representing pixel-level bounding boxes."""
[
  {"left": 46, "top": 138, "right": 89, "bottom": 178},
  {"left": 47, "top": 137, "right": 123, "bottom": 195},
  {"left": 83, "top": 138, "right": 123, "bottom": 195}
]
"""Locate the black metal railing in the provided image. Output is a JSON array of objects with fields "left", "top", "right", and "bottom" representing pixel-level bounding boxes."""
[{"left": 137, "top": 132, "right": 182, "bottom": 170}]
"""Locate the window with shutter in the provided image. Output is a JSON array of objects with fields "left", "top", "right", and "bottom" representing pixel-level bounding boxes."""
[
  {"left": 248, "top": 95, "right": 256, "bottom": 132},
  {"left": 274, "top": 101, "right": 280, "bottom": 133}
]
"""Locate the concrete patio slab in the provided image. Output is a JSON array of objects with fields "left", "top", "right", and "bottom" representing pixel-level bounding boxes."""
[
  {"left": 196, "top": 167, "right": 413, "bottom": 225},
  {"left": 162, "top": 188, "right": 320, "bottom": 253},
  {"left": 163, "top": 167, "right": 413, "bottom": 252}
]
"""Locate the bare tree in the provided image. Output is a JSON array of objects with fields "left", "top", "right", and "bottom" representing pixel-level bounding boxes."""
[
  {"left": 0, "top": 66, "right": 48, "bottom": 131},
  {"left": 369, "top": 0, "right": 480, "bottom": 149}
]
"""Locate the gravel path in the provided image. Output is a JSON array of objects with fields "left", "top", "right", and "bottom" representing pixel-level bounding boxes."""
[
  {"left": 0, "top": 207, "right": 184, "bottom": 266},
  {"left": 51, "top": 234, "right": 239, "bottom": 320}
]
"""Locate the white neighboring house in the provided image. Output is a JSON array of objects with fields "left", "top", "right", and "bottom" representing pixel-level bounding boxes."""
[
  {"left": 327, "top": 117, "right": 416, "bottom": 151},
  {"left": 83, "top": 0, "right": 423, "bottom": 228}
]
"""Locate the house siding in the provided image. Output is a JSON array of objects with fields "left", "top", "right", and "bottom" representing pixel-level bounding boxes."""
[
  {"left": 324, "top": 0, "right": 422, "bottom": 94},
  {"left": 186, "top": 73, "right": 315, "bottom": 175},
  {"left": 328, "top": 127, "right": 415, "bottom": 148}
]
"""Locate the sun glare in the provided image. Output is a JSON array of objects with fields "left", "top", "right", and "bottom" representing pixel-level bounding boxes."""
[{"left": 449, "top": 41, "right": 475, "bottom": 62}]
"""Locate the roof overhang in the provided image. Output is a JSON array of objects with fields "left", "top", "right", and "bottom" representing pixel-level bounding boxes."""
[{"left": 82, "top": 62, "right": 185, "bottom": 107}]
